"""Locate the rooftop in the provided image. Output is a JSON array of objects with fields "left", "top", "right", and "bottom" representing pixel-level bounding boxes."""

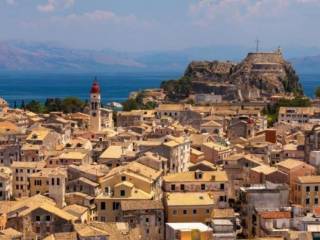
[
  {"left": 99, "top": 145, "right": 123, "bottom": 159},
  {"left": 298, "top": 175, "right": 320, "bottom": 184},
  {"left": 163, "top": 170, "right": 228, "bottom": 182},
  {"left": 121, "top": 200, "right": 163, "bottom": 211},
  {"left": 165, "top": 192, "right": 215, "bottom": 206}
]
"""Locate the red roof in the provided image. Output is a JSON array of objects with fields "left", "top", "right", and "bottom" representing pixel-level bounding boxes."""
[
  {"left": 260, "top": 211, "right": 291, "bottom": 219},
  {"left": 90, "top": 81, "right": 100, "bottom": 94}
]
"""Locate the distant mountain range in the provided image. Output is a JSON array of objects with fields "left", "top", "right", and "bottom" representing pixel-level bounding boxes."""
[{"left": 0, "top": 40, "right": 320, "bottom": 74}]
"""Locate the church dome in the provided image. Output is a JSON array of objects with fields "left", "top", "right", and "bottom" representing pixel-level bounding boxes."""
[{"left": 90, "top": 81, "right": 100, "bottom": 94}]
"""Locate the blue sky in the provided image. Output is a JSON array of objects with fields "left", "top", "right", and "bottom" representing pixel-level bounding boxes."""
[{"left": 1, "top": 0, "right": 320, "bottom": 52}]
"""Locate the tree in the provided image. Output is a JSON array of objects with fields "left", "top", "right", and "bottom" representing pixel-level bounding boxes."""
[
  {"left": 122, "top": 98, "right": 138, "bottom": 111},
  {"left": 25, "top": 100, "right": 44, "bottom": 113},
  {"left": 45, "top": 98, "right": 63, "bottom": 112},
  {"left": 61, "top": 97, "right": 85, "bottom": 113},
  {"left": 161, "top": 76, "right": 192, "bottom": 100},
  {"left": 316, "top": 86, "right": 320, "bottom": 98},
  {"left": 20, "top": 100, "right": 25, "bottom": 110}
]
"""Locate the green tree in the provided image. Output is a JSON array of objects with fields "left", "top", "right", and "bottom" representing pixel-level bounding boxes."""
[
  {"left": 45, "top": 98, "right": 63, "bottom": 112},
  {"left": 161, "top": 76, "right": 192, "bottom": 100},
  {"left": 61, "top": 97, "right": 85, "bottom": 113},
  {"left": 25, "top": 100, "right": 44, "bottom": 113},
  {"left": 316, "top": 86, "right": 320, "bottom": 98},
  {"left": 122, "top": 98, "right": 139, "bottom": 111}
]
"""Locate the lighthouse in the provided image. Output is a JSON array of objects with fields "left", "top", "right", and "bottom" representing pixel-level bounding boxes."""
[{"left": 89, "top": 80, "right": 101, "bottom": 132}]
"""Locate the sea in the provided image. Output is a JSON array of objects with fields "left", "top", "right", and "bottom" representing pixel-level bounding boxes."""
[{"left": 0, "top": 71, "right": 318, "bottom": 106}]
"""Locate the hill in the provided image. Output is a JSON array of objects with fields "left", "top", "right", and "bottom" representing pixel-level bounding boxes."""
[{"left": 162, "top": 49, "right": 304, "bottom": 102}]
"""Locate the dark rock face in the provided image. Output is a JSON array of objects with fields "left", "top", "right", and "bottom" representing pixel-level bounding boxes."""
[{"left": 184, "top": 50, "right": 303, "bottom": 101}]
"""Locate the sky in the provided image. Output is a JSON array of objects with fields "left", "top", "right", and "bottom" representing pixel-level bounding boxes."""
[{"left": 1, "top": 0, "right": 320, "bottom": 52}]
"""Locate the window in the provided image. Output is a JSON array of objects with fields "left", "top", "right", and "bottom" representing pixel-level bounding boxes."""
[
  {"left": 180, "top": 184, "right": 185, "bottom": 191},
  {"left": 201, "top": 184, "right": 206, "bottom": 190},
  {"left": 57, "top": 178, "right": 60, "bottom": 186},
  {"left": 120, "top": 190, "right": 125, "bottom": 197},
  {"left": 46, "top": 215, "right": 51, "bottom": 221},
  {"left": 173, "top": 210, "right": 177, "bottom": 215},
  {"left": 145, "top": 217, "right": 149, "bottom": 223},
  {"left": 121, "top": 176, "right": 126, "bottom": 181},
  {"left": 193, "top": 209, "right": 197, "bottom": 214},
  {"left": 171, "top": 184, "right": 175, "bottom": 191},
  {"left": 315, "top": 198, "right": 319, "bottom": 205},
  {"left": 220, "top": 184, "right": 225, "bottom": 190},
  {"left": 316, "top": 186, "right": 319, "bottom": 192},
  {"left": 36, "top": 216, "right": 40, "bottom": 221},
  {"left": 219, "top": 196, "right": 225, "bottom": 202},
  {"left": 306, "top": 186, "right": 310, "bottom": 192},
  {"left": 36, "top": 227, "right": 40, "bottom": 233},
  {"left": 183, "top": 210, "right": 187, "bottom": 215},
  {"left": 51, "top": 178, "right": 54, "bottom": 186},
  {"left": 306, "top": 198, "right": 310, "bottom": 205},
  {"left": 101, "top": 202, "right": 106, "bottom": 210},
  {"left": 206, "top": 209, "right": 210, "bottom": 214},
  {"left": 112, "top": 202, "right": 120, "bottom": 210}
]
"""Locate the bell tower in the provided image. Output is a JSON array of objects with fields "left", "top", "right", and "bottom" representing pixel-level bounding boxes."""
[{"left": 89, "top": 78, "right": 101, "bottom": 132}]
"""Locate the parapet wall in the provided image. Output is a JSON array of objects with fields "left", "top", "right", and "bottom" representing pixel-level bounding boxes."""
[{"left": 246, "top": 52, "right": 283, "bottom": 64}]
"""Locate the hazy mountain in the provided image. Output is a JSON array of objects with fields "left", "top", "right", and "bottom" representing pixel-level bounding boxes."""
[
  {"left": 0, "top": 40, "right": 145, "bottom": 72},
  {"left": 0, "top": 40, "right": 319, "bottom": 73}
]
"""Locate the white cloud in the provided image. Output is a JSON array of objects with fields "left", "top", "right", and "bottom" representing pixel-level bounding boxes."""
[
  {"left": 189, "top": 0, "right": 320, "bottom": 27},
  {"left": 54, "top": 10, "right": 145, "bottom": 26},
  {"left": 37, "top": 0, "right": 75, "bottom": 13}
]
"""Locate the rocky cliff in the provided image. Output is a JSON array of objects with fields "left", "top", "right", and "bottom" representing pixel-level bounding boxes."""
[{"left": 183, "top": 49, "right": 303, "bottom": 101}]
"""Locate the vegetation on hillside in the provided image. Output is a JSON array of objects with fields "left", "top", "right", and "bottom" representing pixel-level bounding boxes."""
[
  {"left": 262, "top": 97, "right": 311, "bottom": 126},
  {"left": 316, "top": 86, "right": 320, "bottom": 98},
  {"left": 282, "top": 66, "right": 304, "bottom": 95},
  {"left": 122, "top": 92, "right": 157, "bottom": 111},
  {"left": 160, "top": 76, "right": 192, "bottom": 101}
]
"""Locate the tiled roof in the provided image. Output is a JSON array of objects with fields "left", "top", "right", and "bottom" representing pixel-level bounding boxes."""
[
  {"left": 121, "top": 200, "right": 163, "bottom": 211},
  {"left": 259, "top": 211, "right": 291, "bottom": 219}
]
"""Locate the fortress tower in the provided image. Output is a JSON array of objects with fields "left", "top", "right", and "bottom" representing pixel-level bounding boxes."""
[{"left": 89, "top": 79, "right": 101, "bottom": 132}]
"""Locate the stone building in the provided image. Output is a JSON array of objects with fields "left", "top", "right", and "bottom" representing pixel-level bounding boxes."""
[
  {"left": 5, "top": 195, "right": 77, "bottom": 239},
  {"left": 294, "top": 175, "right": 320, "bottom": 211},
  {"left": 239, "top": 182, "right": 289, "bottom": 238},
  {"left": 305, "top": 125, "right": 320, "bottom": 163},
  {"left": 121, "top": 200, "right": 164, "bottom": 240},
  {"left": 163, "top": 170, "right": 229, "bottom": 207},
  {"left": 164, "top": 192, "right": 215, "bottom": 224},
  {"left": 0, "top": 167, "right": 12, "bottom": 200},
  {"left": 153, "top": 135, "right": 191, "bottom": 173},
  {"left": 96, "top": 162, "right": 162, "bottom": 222},
  {"left": 11, "top": 161, "right": 46, "bottom": 198}
]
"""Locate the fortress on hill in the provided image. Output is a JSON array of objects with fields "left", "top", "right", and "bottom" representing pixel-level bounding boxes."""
[{"left": 184, "top": 48, "right": 303, "bottom": 101}]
